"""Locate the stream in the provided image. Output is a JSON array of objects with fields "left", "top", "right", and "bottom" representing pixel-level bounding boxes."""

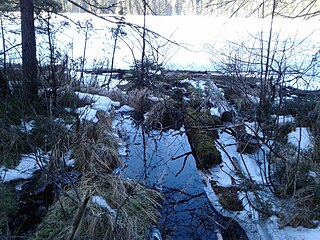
[{"left": 114, "top": 114, "right": 222, "bottom": 239}]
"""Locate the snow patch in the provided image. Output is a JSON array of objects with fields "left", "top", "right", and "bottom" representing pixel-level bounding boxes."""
[
  {"left": 210, "top": 107, "right": 220, "bottom": 116},
  {"left": 75, "top": 92, "right": 120, "bottom": 122},
  {"left": 288, "top": 127, "right": 313, "bottom": 150},
  {"left": 214, "top": 130, "right": 266, "bottom": 183},
  {"left": 65, "top": 159, "right": 75, "bottom": 167},
  {"left": 114, "top": 105, "right": 135, "bottom": 113},
  {"left": 181, "top": 79, "right": 207, "bottom": 91},
  {"left": 0, "top": 151, "right": 50, "bottom": 183},
  {"left": 76, "top": 105, "right": 99, "bottom": 122},
  {"left": 244, "top": 121, "right": 264, "bottom": 138},
  {"left": 12, "top": 120, "right": 35, "bottom": 133},
  {"left": 148, "top": 96, "right": 165, "bottom": 102},
  {"left": 91, "top": 195, "right": 117, "bottom": 219},
  {"left": 76, "top": 91, "right": 120, "bottom": 111}
]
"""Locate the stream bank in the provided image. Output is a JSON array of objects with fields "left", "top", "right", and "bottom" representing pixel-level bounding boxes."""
[{"left": 114, "top": 110, "right": 248, "bottom": 239}]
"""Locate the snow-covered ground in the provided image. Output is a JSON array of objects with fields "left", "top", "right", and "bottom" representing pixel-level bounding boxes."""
[
  {"left": 0, "top": 151, "right": 50, "bottom": 183},
  {"left": 288, "top": 127, "right": 313, "bottom": 151},
  {"left": 75, "top": 91, "right": 120, "bottom": 122},
  {"left": 201, "top": 79, "right": 320, "bottom": 240}
]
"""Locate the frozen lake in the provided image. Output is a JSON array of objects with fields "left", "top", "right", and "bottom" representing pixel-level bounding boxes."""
[{"left": 2, "top": 13, "right": 320, "bottom": 89}]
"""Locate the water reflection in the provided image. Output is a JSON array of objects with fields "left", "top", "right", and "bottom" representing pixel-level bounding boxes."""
[{"left": 114, "top": 115, "right": 219, "bottom": 239}]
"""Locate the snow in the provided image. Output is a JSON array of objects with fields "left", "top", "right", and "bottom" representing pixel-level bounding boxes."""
[
  {"left": 0, "top": 151, "right": 50, "bottom": 183},
  {"left": 273, "top": 115, "right": 295, "bottom": 125},
  {"left": 288, "top": 127, "right": 313, "bottom": 150},
  {"left": 207, "top": 81, "right": 233, "bottom": 116},
  {"left": 12, "top": 120, "right": 35, "bottom": 133},
  {"left": 257, "top": 216, "right": 320, "bottom": 240},
  {"left": 207, "top": 123, "right": 318, "bottom": 240},
  {"left": 214, "top": 130, "right": 266, "bottom": 184},
  {"left": 181, "top": 79, "right": 207, "bottom": 91},
  {"left": 75, "top": 92, "right": 120, "bottom": 122},
  {"left": 210, "top": 107, "right": 220, "bottom": 116},
  {"left": 244, "top": 121, "right": 264, "bottom": 138},
  {"left": 76, "top": 105, "right": 99, "bottom": 122},
  {"left": 76, "top": 91, "right": 120, "bottom": 111},
  {"left": 2, "top": 14, "right": 320, "bottom": 89},
  {"left": 114, "top": 104, "right": 134, "bottom": 113},
  {"left": 117, "top": 143, "right": 127, "bottom": 156},
  {"left": 91, "top": 195, "right": 117, "bottom": 219},
  {"left": 148, "top": 96, "right": 165, "bottom": 102},
  {"left": 65, "top": 159, "right": 75, "bottom": 167},
  {"left": 207, "top": 129, "right": 320, "bottom": 240},
  {"left": 204, "top": 84, "right": 320, "bottom": 240}
]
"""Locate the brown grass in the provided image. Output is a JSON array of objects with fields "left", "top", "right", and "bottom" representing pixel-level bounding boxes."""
[
  {"left": 73, "top": 116, "right": 122, "bottom": 174},
  {"left": 127, "top": 88, "right": 151, "bottom": 113},
  {"left": 33, "top": 173, "right": 162, "bottom": 240},
  {"left": 33, "top": 112, "right": 162, "bottom": 240},
  {"left": 271, "top": 143, "right": 320, "bottom": 228}
]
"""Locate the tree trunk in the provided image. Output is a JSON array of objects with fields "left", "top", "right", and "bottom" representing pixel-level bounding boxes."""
[
  {"left": 20, "top": 0, "right": 38, "bottom": 101},
  {"left": 0, "top": 70, "right": 10, "bottom": 99}
]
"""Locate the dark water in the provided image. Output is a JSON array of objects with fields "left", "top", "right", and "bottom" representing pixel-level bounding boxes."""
[{"left": 114, "top": 115, "right": 220, "bottom": 239}]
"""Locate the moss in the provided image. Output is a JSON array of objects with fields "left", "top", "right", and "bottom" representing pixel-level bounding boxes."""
[
  {"left": 32, "top": 176, "right": 162, "bottom": 240},
  {"left": 211, "top": 184, "right": 244, "bottom": 211},
  {"left": 186, "top": 108, "right": 221, "bottom": 132},
  {"left": 193, "top": 134, "right": 222, "bottom": 167},
  {"left": 185, "top": 108, "right": 222, "bottom": 168},
  {"left": 32, "top": 193, "right": 77, "bottom": 240},
  {"left": 0, "top": 184, "right": 18, "bottom": 234}
]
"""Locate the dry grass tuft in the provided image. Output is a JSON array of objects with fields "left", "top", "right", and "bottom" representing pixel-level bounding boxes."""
[
  {"left": 106, "top": 88, "right": 128, "bottom": 106},
  {"left": 73, "top": 116, "right": 122, "bottom": 174},
  {"left": 33, "top": 173, "right": 162, "bottom": 240},
  {"left": 271, "top": 143, "right": 320, "bottom": 228},
  {"left": 143, "top": 99, "right": 183, "bottom": 130},
  {"left": 33, "top": 113, "right": 162, "bottom": 240},
  {"left": 127, "top": 88, "right": 151, "bottom": 113},
  {"left": 279, "top": 195, "right": 318, "bottom": 228}
]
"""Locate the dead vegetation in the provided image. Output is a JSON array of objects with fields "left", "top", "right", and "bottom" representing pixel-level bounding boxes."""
[
  {"left": 33, "top": 174, "right": 162, "bottom": 240},
  {"left": 32, "top": 109, "right": 162, "bottom": 240}
]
